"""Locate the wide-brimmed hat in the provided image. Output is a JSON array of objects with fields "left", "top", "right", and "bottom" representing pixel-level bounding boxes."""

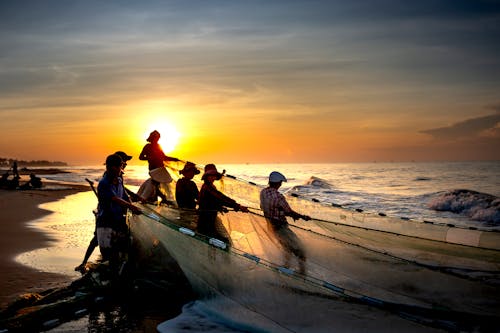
[
  {"left": 147, "top": 130, "right": 160, "bottom": 142},
  {"left": 180, "top": 162, "right": 200, "bottom": 175},
  {"left": 201, "top": 163, "right": 223, "bottom": 180},
  {"left": 114, "top": 151, "right": 132, "bottom": 161}
]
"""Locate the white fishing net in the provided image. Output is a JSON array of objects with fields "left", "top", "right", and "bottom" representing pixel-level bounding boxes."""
[{"left": 129, "top": 161, "right": 500, "bottom": 332}]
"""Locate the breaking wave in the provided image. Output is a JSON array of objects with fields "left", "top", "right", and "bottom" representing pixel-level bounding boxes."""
[
  {"left": 428, "top": 189, "right": 500, "bottom": 224},
  {"left": 303, "top": 176, "right": 334, "bottom": 188},
  {"left": 288, "top": 176, "right": 334, "bottom": 193}
]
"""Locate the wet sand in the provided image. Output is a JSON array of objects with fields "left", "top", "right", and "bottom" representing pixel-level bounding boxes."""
[{"left": 0, "top": 183, "right": 88, "bottom": 309}]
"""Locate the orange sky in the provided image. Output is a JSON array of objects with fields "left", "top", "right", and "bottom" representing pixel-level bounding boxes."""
[{"left": 1, "top": 1, "right": 499, "bottom": 165}]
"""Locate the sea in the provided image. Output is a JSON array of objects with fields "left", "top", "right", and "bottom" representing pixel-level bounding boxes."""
[{"left": 14, "top": 161, "right": 500, "bottom": 332}]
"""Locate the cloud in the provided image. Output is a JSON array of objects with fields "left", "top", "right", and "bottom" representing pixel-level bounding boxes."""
[{"left": 421, "top": 110, "right": 500, "bottom": 140}]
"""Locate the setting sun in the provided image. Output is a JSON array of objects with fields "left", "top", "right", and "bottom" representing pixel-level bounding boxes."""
[{"left": 144, "top": 123, "right": 181, "bottom": 154}]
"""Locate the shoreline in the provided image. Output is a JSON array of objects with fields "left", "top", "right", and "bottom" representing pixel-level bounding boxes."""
[{"left": 0, "top": 183, "right": 89, "bottom": 309}]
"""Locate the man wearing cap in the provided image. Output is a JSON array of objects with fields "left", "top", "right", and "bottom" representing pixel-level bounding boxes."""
[
  {"left": 114, "top": 151, "right": 145, "bottom": 203},
  {"left": 96, "top": 154, "right": 141, "bottom": 273},
  {"left": 260, "top": 171, "right": 310, "bottom": 274},
  {"left": 75, "top": 151, "right": 143, "bottom": 273},
  {"left": 197, "top": 164, "right": 248, "bottom": 243}
]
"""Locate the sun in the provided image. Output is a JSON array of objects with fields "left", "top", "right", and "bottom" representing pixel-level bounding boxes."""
[{"left": 144, "top": 122, "right": 180, "bottom": 154}]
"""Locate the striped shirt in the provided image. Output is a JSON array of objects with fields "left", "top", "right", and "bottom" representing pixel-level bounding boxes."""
[{"left": 260, "top": 187, "right": 292, "bottom": 225}]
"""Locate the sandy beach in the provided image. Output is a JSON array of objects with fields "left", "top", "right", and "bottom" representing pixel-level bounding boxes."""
[{"left": 0, "top": 182, "right": 88, "bottom": 309}]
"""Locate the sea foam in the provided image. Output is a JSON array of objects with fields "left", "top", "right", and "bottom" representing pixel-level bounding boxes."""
[{"left": 428, "top": 189, "right": 500, "bottom": 224}]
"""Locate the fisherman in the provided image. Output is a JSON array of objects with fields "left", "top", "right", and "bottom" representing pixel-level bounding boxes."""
[
  {"left": 75, "top": 151, "right": 143, "bottom": 273},
  {"left": 95, "top": 154, "right": 141, "bottom": 275},
  {"left": 175, "top": 161, "right": 200, "bottom": 209},
  {"left": 19, "top": 173, "right": 42, "bottom": 190},
  {"left": 260, "top": 171, "right": 311, "bottom": 275},
  {"left": 139, "top": 130, "right": 179, "bottom": 203},
  {"left": 114, "top": 151, "right": 145, "bottom": 202},
  {"left": 139, "top": 130, "right": 179, "bottom": 171},
  {"left": 197, "top": 164, "right": 248, "bottom": 244}
]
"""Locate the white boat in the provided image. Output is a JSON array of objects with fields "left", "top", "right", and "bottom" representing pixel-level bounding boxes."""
[{"left": 129, "top": 161, "right": 500, "bottom": 332}]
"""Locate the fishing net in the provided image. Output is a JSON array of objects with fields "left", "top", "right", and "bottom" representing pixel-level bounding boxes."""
[{"left": 129, "top": 161, "right": 500, "bottom": 331}]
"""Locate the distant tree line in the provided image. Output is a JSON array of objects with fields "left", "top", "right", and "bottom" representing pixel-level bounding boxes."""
[{"left": 0, "top": 157, "right": 68, "bottom": 167}]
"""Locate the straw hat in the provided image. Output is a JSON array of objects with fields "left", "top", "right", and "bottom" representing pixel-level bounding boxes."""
[{"left": 201, "top": 163, "right": 223, "bottom": 180}]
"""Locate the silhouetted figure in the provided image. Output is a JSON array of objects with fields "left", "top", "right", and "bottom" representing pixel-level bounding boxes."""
[
  {"left": 11, "top": 161, "right": 19, "bottom": 178},
  {"left": 175, "top": 162, "right": 200, "bottom": 209},
  {"left": 19, "top": 173, "right": 42, "bottom": 190},
  {"left": 139, "top": 130, "right": 179, "bottom": 204},
  {"left": 139, "top": 130, "right": 179, "bottom": 171},
  {"left": 29, "top": 173, "right": 42, "bottom": 188},
  {"left": 96, "top": 154, "right": 141, "bottom": 275},
  {"left": 76, "top": 151, "right": 142, "bottom": 274},
  {"left": 7, "top": 176, "right": 20, "bottom": 190},
  {"left": 260, "top": 171, "right": 311, "bottom": 275},
  {"left": 197, "top": 164, "right": 248, "bottom": 244}
]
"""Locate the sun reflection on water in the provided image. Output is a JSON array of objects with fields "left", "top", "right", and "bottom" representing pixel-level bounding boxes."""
[{"left": 15, "top": 191, "right": 99, "bottom": 278}]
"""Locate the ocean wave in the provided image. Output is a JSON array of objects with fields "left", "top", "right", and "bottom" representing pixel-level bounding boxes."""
[
  {"left": 288, "top": 176, "right": 334, "bottom": 191},
  {"left": 428, "top": 189, "right": 500, "bottom": 224}
]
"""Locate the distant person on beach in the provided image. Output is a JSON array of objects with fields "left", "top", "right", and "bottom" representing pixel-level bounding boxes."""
[
  {"left": 11, "top": 161, "right": 19, "bottom": 178},
  {"left": 175, "top": 162, "right": 200, "bottom": 209},
  {"left": 19, "top": 173, "right": 42, "bottom": 190},
  {"left": 95, "top": 154, "right": 141, "bottom": 274},
  {"left": 7, "top": 176, "right": 20, "bottom": 190},
  {"left": 139, "top": 130, "right": 179, "bottom": 203},
  {"left": 197, "top": 164, "right": 248, "bottom": 244},
  {"left": 260, "top": 171, "right": 311, "bottom": 275},
  {"left": 29, "top": 173, "right": 42, "bottom": 188}
]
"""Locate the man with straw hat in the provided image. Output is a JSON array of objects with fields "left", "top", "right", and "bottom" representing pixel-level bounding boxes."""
[
  {"left": 197, "top": 164, "right": 248, "bottom": 244},
  {"left": 176, "top": 161, "right": 200, "bottom": 209}
]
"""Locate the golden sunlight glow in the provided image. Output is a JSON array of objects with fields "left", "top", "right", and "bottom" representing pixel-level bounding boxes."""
[{"left": 143, "top": 122, "right": 181, "bottom": 154}]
